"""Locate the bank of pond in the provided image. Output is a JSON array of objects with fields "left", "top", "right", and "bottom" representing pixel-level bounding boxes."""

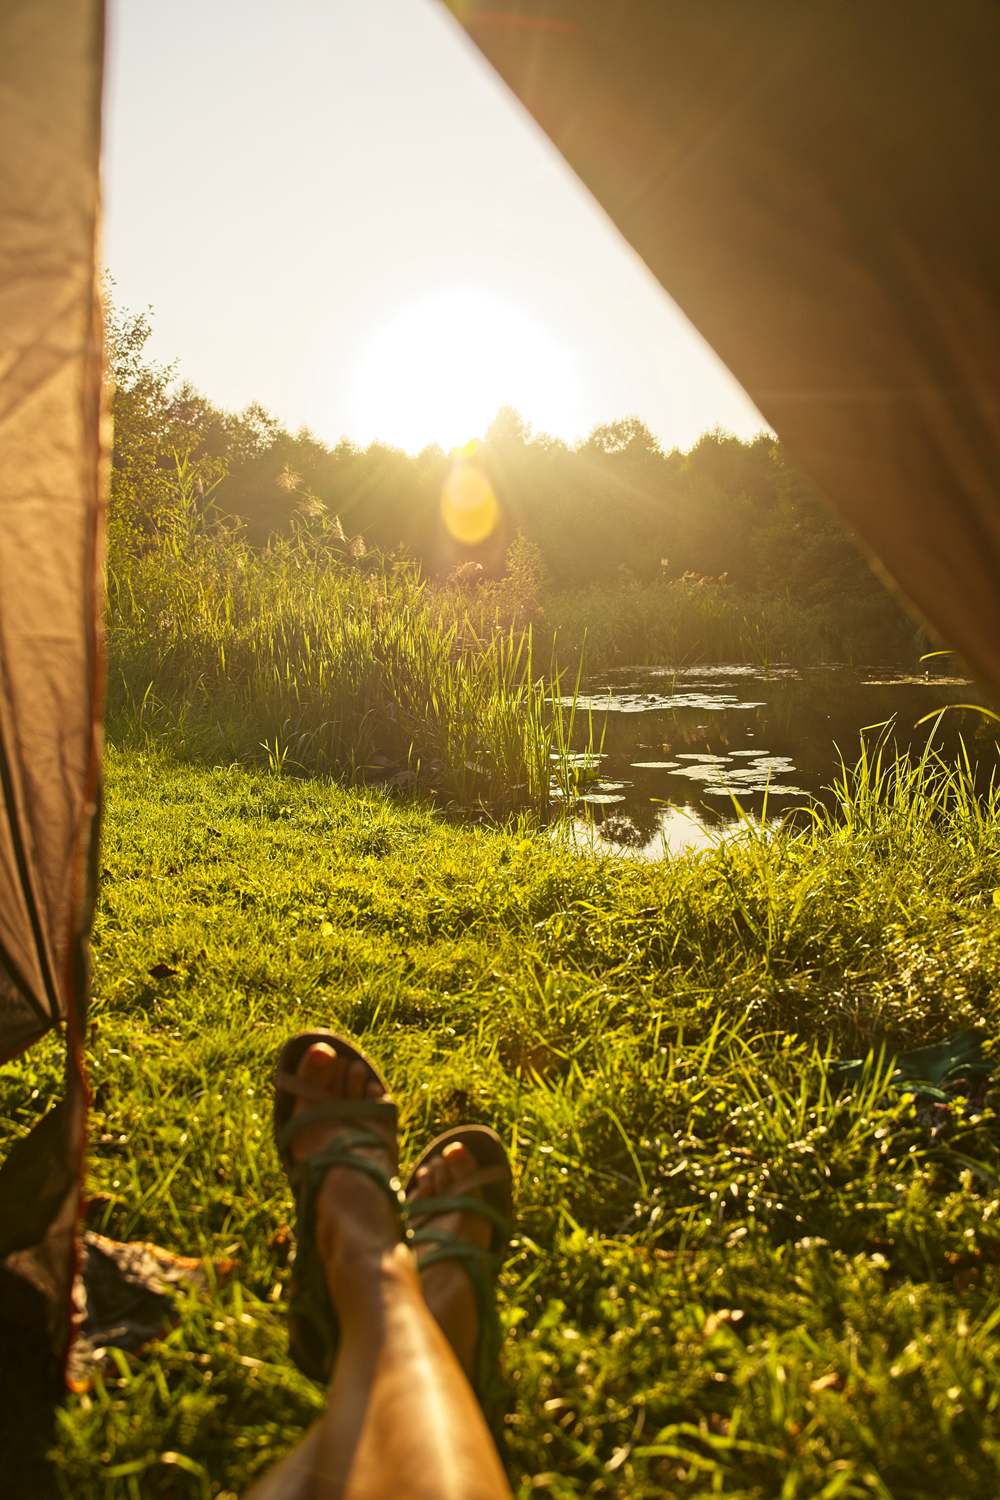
[{"left": 554, "top": 662, "right": 989, "bottom": 858}]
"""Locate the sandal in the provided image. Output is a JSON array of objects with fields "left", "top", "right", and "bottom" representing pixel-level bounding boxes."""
[
  {"left": 403, "top": 1125, "right": 514, "bottom": 1432},
  {"left": 274, "top": 1029, "right": 405, "bottom": 1383}
]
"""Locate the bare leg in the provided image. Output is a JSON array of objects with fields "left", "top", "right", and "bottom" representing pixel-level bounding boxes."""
[{"left": 245, "top": 1044, "right": 512, "bottom": 1500}]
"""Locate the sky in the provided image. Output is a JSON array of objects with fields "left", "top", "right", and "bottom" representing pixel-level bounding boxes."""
[{"left": 103, "top": 0, "right": 765, "bottom": 455}]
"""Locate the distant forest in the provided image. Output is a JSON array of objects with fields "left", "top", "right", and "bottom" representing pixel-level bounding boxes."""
[{"left": 109, "top": 300, "right": 915, "bottom": 648}]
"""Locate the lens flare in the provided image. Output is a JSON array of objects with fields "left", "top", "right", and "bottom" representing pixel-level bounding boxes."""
[{"left": 441, "top": 457, "right": 500, "bottom": 546}]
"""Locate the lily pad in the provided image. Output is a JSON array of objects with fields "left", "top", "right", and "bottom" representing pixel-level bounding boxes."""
[{"left": 555, "top": 691, "right": 765, "bottom": 713}]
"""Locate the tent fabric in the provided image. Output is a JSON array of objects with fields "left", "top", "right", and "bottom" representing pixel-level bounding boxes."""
[
  {"left": 0, "top": 0, "right": 106, "bottom": 1379},
  {"left": 447, "top": 0, "right": 1000, "bottom": 702},
  {"left": 0, "top": 0, "right": 106, "bottom": 1064}
]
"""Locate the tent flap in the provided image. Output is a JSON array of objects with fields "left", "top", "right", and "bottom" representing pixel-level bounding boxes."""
[
  {"left": 0, "top": 0, "right": 106, "bottom": 1377},
  {"left": 448, "top": 0, "right": 1000, "bottom": 700}
]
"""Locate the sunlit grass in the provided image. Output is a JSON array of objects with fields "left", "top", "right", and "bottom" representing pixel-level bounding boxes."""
[
  {"left": 106, "top": 478, "right": 583, "bottom": 813},
  {"left": 3, "top": 740, "right": 994, "bottom": 1495}
]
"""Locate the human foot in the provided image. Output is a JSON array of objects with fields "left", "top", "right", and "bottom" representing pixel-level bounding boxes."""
[
  {"left": 276, "top": 1034, "right": 404, "bottom": 1334},
  {"left": 408, "top": 1141, "right": 493, "bottom": 1375},
  {"left": 405, "top": 1129, "right": 513, "bottom": 1382}
]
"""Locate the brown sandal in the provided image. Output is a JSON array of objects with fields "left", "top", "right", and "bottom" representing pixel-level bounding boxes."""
[
  {"left": 403, "top": 1125, "right": 514, "bottom": 1432},
  {"left": 274, "top": 1030, "right": 405, "bottom": 1382}
]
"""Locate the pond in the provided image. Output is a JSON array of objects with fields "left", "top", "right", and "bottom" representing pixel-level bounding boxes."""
[{"left": 553, "top": 664, "right": 991, "bottom": 858}]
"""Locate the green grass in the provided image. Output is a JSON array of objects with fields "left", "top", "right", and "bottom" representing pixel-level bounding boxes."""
[
  {"left": 534, "top": 578, "right": 922, "bottom": 673},
  {"left": 4, "top": 743, "right": 1000, "bottom": 1496},
  {"left": 106, "top": 488, "right": 580, "bottom": 813}
]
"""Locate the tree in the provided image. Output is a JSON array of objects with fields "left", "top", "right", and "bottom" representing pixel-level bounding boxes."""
[
  {"left": 105, "top": 294, "right": 178, "bottom": 533},
  {"left": 105, "top": 291, "right": 227, "bottom": 540}
]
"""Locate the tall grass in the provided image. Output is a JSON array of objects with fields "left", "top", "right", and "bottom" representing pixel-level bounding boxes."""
[
  {"left": 534, "top": 577, "right": 923, "bottom": 671},
  {"left": 822, "top": 721, "right": 1000, "bottom": 846},
  {"left": 106, "top": 471, "right": 583, "bottom": 811},
  {"left": 418, "top": 531, "right": 922, "bottom": 675}
]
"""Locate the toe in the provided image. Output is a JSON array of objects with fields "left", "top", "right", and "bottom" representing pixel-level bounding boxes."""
[
  {"left": 438, "top": 1141, "right": 492, "bottom": 1249},
  {"left": 441, "top": 1140, "right": 476, "bottom": 1186},
  {"left": 327, "top": 1045, "right": 349, "bottom": 1103},
  {"left": 409, "top": 1162, "right": 434, "bottom": 1205},
  {"left": 300, "top": 1040, "right": 337, "bottom": 1086},
  {"left": 409, "top": 1142, "right": 480, "bottom": 1214},
  {"left": 291, "top": 1042, "right": 339, "bottom": 1160},
  {"left": 346, "top": 1059, "right": 368, "bottom": 1101}
]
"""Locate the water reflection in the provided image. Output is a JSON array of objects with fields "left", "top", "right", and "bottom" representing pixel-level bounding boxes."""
[
  {"left": 558, "top": 803, "right": 742, "bottom": 859},
  {"left": 554, "top": 663, "right": 987, "bottom": 860}
]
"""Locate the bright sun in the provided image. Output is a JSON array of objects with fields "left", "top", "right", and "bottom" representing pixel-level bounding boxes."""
[{"left": 350, "top": 286, "right": 580, "bottom": 453}]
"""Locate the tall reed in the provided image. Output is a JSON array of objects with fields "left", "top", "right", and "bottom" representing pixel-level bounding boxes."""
[
  {"left": 106, "top": 471, "right": 585, "bottom": 811},
  {"left": 533, "top": 577, "right": 921, "bottom": 671},
  {"left": 820, "top": 719, "right": 1000, "bottom": 848}
]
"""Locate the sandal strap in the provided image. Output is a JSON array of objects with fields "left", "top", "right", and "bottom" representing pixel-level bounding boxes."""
[
  {"left": 404, "top": 1191, "right": 511, "bottom": 1241},
  {"left": 413, "top": 1231, "right": 498, "bottom": 1279},
  {"left": 408, "top": 1227, "right": 507, "bottom": 1428},
  {"left": 400, "top": 1138, "right": 513, "bottom": 1441},
  {"left": 292, "top": 1133, "right": 406, "bottom": 1213},
  {"left": 277, "top": 1099, "right": 396, "bottom": 1158}
]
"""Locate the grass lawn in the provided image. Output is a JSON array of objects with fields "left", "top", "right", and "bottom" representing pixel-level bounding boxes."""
[{"left": 5, "top": 745, "right": 1000, "bottom": 1498}]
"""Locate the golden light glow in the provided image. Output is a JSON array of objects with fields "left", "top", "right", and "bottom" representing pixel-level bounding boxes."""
[
  {"left": 350, "top": 286, "right": 580, "bottom": 453},
  {"left": 441, "top": 455, "right": 500, "bottom": 545}
]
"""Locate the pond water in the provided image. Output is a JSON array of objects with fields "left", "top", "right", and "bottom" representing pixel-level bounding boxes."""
[{"left": 552, "top": 664, "right": 990, "bottom": 859}]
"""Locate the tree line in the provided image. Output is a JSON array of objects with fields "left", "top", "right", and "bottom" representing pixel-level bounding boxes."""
[{"left": 108, "top": 297, "right": 916, "bottom": 649}]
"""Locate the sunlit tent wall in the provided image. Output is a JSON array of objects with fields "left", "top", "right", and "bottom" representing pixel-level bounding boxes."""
[
  {"left": 447, "top": 0, "right": 1000, "bottom": 703},
  {"left": 2, "top": 0, "right": 1000, "bottom": 1391},
  {"left": 0, "top": 0, "right": 105, "bottom": 1387}
]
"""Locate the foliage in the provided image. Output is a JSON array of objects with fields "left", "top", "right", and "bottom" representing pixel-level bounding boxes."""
[
  {"left": 5, "top": 743, "right": 996, "bottom": 1496},
  {"left": 104, "top": 297, "right": 924, "bottom": 662},
  {"left": 106, "top": 461, "right": 579, "bottom": 813},
  {"left": 105, "top": 295, "right": 185, "bottom": 540},
  {"left": 105, "top": 454, "right": 909, "bottom": 820},
  {"left": 535, "top": 577, "right": 847, "bottom": 671}
]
